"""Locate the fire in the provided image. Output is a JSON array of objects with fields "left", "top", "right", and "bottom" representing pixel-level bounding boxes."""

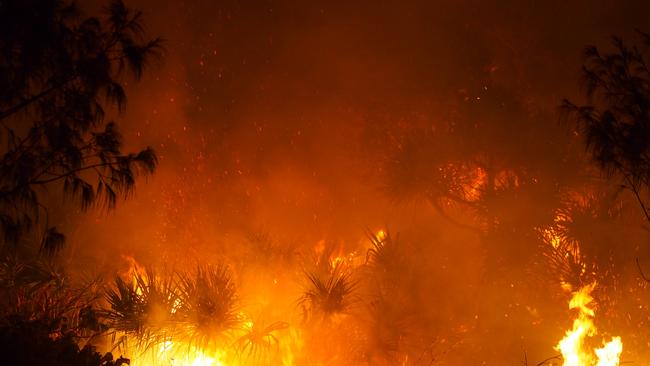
[
  {"left": 128, "top": 331, "right": 303, "bottom": 366},
  {"left": 595, "top": 339, "right": 623, "bottom": 366},
  {"left": 555, "top": 283, "right": 622, "bottom": 366},
  {"left": 111, "top": 259, "right": 305, "bottom": 366},
  {"left": 462, "top": 166, "right": 487, "bottom": 201},
  {"left": 128, "top": 340, "right": 227, "bottom": 366},
  {"left": 158, "top": 341, "right": 224, "bottom": 366},
  {"left": 330, "top": 250, "right": 359, "bottom": 269}
]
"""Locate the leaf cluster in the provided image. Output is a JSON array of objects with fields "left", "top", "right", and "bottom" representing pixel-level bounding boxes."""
[
  {"left": 299, "top": 266, "right": 357, "bottom": 321},
  {"left": 0, "top": 315, "right": 129, "bottom": 366}
]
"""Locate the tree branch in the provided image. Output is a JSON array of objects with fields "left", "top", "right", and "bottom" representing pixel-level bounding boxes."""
[
  {"left": 31, "top": 162, "right": 121, "bottom": 185},
  {"left": 624, "top": 175, "right": 650, "bottom": 222},
  {"left": 429, "top": 198, "right": 482, "bottom": 234},
  {"left": 0, "top": 80, "right": 72, "bottom": 122},
  {"left": 636, "top": 257, "right": 650, "bottom": 283}
]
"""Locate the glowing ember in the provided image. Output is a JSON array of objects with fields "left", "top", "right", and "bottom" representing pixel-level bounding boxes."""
[{"left": 555, "top": 283, "right": 622, "bottom": 366}]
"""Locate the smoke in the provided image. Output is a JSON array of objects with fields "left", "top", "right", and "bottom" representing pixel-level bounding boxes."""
[{"left": 64, "top": 0, "right": 650, "bottom": 364}]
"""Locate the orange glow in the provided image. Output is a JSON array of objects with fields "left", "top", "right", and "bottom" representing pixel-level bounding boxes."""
[
  {"left": 375, "top": 229, "right": 387, "bottom": 241},
  {"left": 7, "top": 2, "right": 650, "bottom": 365},
  {"left": 555, "top": 283, "right": 623, "bottom": 366},
  {"left": 117, "top": 260, "right": 303, "bottom": 366},
  {"left": 462, "top": 166, "right": 487, "bottom": 201},
  {"left": 126, "top": 323, "right": 304, "bottom": 366}
]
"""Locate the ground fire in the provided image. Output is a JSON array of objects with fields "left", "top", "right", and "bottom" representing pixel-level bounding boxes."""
[{"left": 555, "top": 283, "right": 622, "bottom": 366}]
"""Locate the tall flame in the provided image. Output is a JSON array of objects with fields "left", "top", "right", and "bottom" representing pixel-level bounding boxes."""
[{"left": 555, "top": 283, "right": 622, "bottom": 366}]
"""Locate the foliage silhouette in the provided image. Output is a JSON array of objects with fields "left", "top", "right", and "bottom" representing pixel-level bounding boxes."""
[
  {"left": 365, "top": 230, "right": 403, "bottom": 274},
  {"left": 0, "top": 253, "right": 105, "bottom": 336},
  {"left": 299, "top": 266, "right": 357, "bottom": 321},
  {"left": 563, "top": 30, "right": 650, "bottom": 222},
  {"left": 236, "top": 317, "right": 288, "bottom": 363},
  {"left": 0, "top": 258, "right": 120, "bottom": 366},
  {"left": 104, "top": 268, "right": 180, "bottom": 350},
  {"left": 0, "top": 0, "right": 161, "bottom": 254},
  {"left": 104, "top": 264, "right": 240, "bottom": 353},
  {"left": 383, "top": 81, "right": 569, "bottom": 234},
  {"left": 0, "top": 315, "right": 129, "bottom": 366},
  {"left": 175, "top": 264, "right": 241, "bottom": 349}
]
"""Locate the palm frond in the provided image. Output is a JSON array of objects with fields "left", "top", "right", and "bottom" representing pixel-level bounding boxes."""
[
  {"left": 298, "top": 267, "right": 357, "bottom": 321},
  {"left": 174, "top": 264, "right": 240, "bottom": 349},
  {"left": 365, "top": 229, "right": 402, "bottom": 271},
  {"left": 103, "top": 268, "right": 180, "bottom": 350},
  {"left": 236, "top": 317, "right": 289, "bottom": 363}
]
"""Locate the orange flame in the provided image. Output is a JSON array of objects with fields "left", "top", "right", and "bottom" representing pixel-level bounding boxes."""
[{"left": 555, "top": 283, "right": 622, "bottom": 366}]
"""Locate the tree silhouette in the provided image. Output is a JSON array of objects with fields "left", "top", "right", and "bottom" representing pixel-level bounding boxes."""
[
  {"left": 0, "top": 316, "right": 129, "bottom": 366},
  {"left": 0, "top": 0, "right": 161, "bottom": 254},
  {"left": 377, "top": 76, "right": 587, "bottom": 363},
  {"left": 563, "top": 31, "right": 650, "bottom": 222},
  {"left": 382, "top": 79, "right": 575, "bottom": 238}
]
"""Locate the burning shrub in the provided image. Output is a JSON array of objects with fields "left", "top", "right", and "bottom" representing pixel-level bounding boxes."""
[
  {"left": 0, "top": 254, "right": 105, "bottom": 337},
  {"left": 175, "top": 264, "right": 241, "bottom": 348},
  {"left": 365, "top": 230, "right": 407, "bottom": 284},
  {"left": 236, "top": 316, "right": 289, "bottom": 363},
  {"left": 104, "top": 263, "right": 241, "bottom": 355},
  {"left": 104, "top": 268, "right": 181, "bottom": 349},
  {"left": 299, "top": 267, "right": 357, "bottom": 321}
]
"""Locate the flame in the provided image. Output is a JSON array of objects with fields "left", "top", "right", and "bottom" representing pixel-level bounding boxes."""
[
  {"left": 139, "top": 340, "right": 225, "bottom": 366},
  {"left": 129, "top": 333, "right": 303, "bottom": 366},
  {"left": 541, "top": 227, "right": 562, "bottom": 249},
  {"left": 125, "top": 312, "right": 303, "bottom": 366},
  {"left": 595, "top": 338, "right": 623, "bottom": 366},
  {"left": 555, "top": 283, "right": 622, "bottom": 366},
  {"left": 461, "top": 166, "right": 487, "bottom": 201},
  {"left": 280, "top": 327, "right": 304, "bottom": 366},
  {"left": 330, "top": 250, "right": 359, "bottom": 269},
  {"left": 121, "top": 255, "right": 148, "bottom": 295}
]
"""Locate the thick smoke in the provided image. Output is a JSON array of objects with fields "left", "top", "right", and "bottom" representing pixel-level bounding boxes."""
[{"left": 65, "top": 0, "right": 650, "bottom": 364}]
